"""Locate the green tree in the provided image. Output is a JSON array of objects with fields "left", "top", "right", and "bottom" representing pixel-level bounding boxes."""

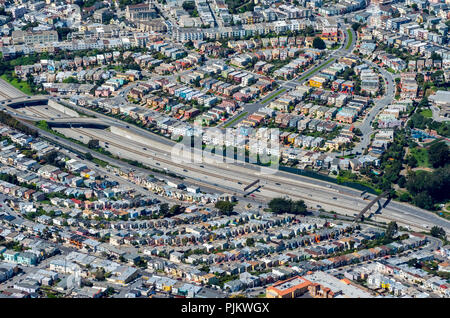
[
  {"left": 430, "top": 226, "right": 446, "bottom": 240},
  {"left": 413, "top": 191, "right": 434, "bottom": 210},
  {"left": 312, "top": 37, "right": 326, "bottom": 50},
  {"left": 386, "top": 221, "right": 398, "bottom": 239},
  {"left": 62, "top": 77, "right": 79, "bottom": 84},
  {"left": 407, "top": 155, "right": 418, "bottom": 168},
  {"left": 268, "top": 197, "right": 292, "bottom": 214},
  {"left": 351, "top": 23, "right": 361, "bottom": 32},
  {"left": 95, "top": 268, "right": 106, "bottom": 281},
  {"left": 159, "top": 203, "right": 169, "bottom": 215},
  {"left": 215, "top": 200, "right": 234, "bottom": 215},
  {"left": 428, "top": 142, "right": 449, "bottom": 168},
  {"left": 169, "top": 204, "right": 183, "bottom": 216},
  {"left": 268, "top": 198, "right": 308, "bottom": 215},
  {"left": 87, "top": 139, "right": 100, "bottom": 149},
  {"left": 353, "top": 128, "right": 362, "bottom": 136}
]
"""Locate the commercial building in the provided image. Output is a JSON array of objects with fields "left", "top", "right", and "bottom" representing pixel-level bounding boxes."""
[{"left": 266, "top": 276, "right": 311, "bottom": 298}]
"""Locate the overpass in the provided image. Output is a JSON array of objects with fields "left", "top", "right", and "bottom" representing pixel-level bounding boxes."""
[
  {"left": 353, "top": 191, "right": 390, "bottom": 223},
  {"left": 0, "top": 95, "right": 49, "bottom": 108},
  {"left": 46, "top": 118, "right": 110, "bottom": 129},
  {"left": 1, "top": 106, "right": 109, "bottom": 129}
]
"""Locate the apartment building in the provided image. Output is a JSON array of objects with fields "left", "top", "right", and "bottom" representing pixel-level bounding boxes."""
[{"left": 12, "top": 30, "right": 58, "bottom": 45}]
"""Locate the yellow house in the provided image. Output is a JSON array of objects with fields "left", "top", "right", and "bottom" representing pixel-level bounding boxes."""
[
  {"left": 309, "top": 76, "right": 326, "bottom": 88},
  {"left": 287, "top": 133, "right": 298, "bottom": 144}
]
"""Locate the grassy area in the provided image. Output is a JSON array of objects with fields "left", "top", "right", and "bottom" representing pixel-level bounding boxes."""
[
  {"left": 297, "top": 58, "right": 336, "bottom": 83},
  {"left": 261, "top": 88, "right": 287, "bottom": 104},
  {"left": 1, "top": 74, "right": 33, "bottom": 95},
  {"left": 223, "top": 112, "right": 248, "bottom": 128},
  {"left": 345, "top": 29, "right": 353, "bottom": 50},
  {"left": 410, "top": 147, "right": 430, "bottom": 168},
  {"left": 386, "top": 67, "right": 396, "bottom": 74},
  {"left": 420, "top": 109, "right": 433, "bottom": 118},
  {"left": 92, "top": 157, "right": 109, "bottom": 167},
  {"left": 436, "top": 209, "right": 450, "bottom": 221}
]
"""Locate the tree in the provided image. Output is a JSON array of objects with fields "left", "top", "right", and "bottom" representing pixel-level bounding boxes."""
[
  {"left": 88, "top": 139, "right": 100, "bottom": 149},
  {"left": 215, "top": 200, "right": 234, "bottom": 215},
  {"left": 406, "top": 166, "right": 450, "bottom": 208},
  {"left": 105, "top": 287, "right": 115, "bottom": 296},
  {"left": 353, "top": 128, "right": 363, "bottom": 136},
  {"left": 312, "top": 37, "right": 326, "bottom": 50},
  {"left": 413, "top": 191, "right": 434, "bottom": 210},
  {"left": 43, "top": 151, "right": 59, "bottom": 165},
  {"left": 169, "top": 204, "right": 183, "bottom": 216},
  {"left": 386, "top": 221, "right": 398, "bottom": 239},
  {"left": 397, "top": 175, "right": 406, "bottom": 188},
  {"left": 268, "top": 197, "right": 292, "bottom": 214},
  {"left": 182, "top": 1, "right": 195, "bottom": 11},
  {"left": 246, "top": 238, "right": 255, "bottom": 247},
  {"left": 407, "top": 258, "right": 418, "bottom": 267},
  {"left": 268, "top": 198, "right": 308, "bottom": 215},
  {"left": 62, "top": 77, "right": 79, "bottom": 84},
  {"left": 428, "top": 142, "right": 449, "bottom": 168},
  {"left": 407, "top": 155, "right": 418, "bottom": 168},
  {"left": 84, "top": 152, "right": 93, "bottom": 160},
  {"left": 159, "top": 203, "right": 169, "bottom": 215},
  {"left": 291, "top": 200, "right": 307, "bottom": 215},
  {"left": 431, "top": 52, "right": 442, "bottom": 61},
  {"left": 351, "top": 23, "right": 361, "bottom": 32},
  {"left": 430, "top": 226, "right": 446, "bottom": 240},
  {"left": 398, "top": 192, "right": 410, "bottom": 202},
  {"left": 94, "top": 268, "right": 106, "bottom": 281}
]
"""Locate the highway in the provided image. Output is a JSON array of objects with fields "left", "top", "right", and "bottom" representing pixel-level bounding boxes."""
[
  {"left": 3, "top": 95, "right": 450, "bottom": 233},
  {"left": 0, "top": 77, "right": 27, "bottom": 101},
  {"left": 1, "top": 56, "right": 450, "bottom": 235},
  {"left": 30, "top": 116, "right": 450, "bottom": 233}
]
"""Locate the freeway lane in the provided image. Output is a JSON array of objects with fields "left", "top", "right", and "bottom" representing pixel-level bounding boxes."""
[
  {"left": 0, "top": 77, "right": 27, "bottom": 100},
  {"left": 47, "top": 122, "right": 450, "bottom": 233},
  {"left": 5, "top": 100, "right": 450, "bottom": 233}
]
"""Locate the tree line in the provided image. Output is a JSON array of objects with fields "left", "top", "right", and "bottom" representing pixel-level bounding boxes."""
[{"left": 0, "top": 111, "right": 38, "bottom": 138}]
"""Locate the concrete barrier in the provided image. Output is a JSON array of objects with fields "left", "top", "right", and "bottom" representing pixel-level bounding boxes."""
[
  {"left": 109, "top": 126, "right": 173, "bottom": 152},
  {"left": 48, "top": 99, "right": 79, "bottom": 117}
]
